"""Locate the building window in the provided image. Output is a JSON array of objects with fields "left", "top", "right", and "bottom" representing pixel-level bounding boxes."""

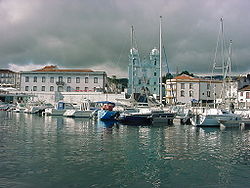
[
  {"left": 67, "top": 86, "right": 71, "bottom": 92},
  {"left": 207, "top": 83, "right": 210, "bottom": 90},
  {"left": 42, "top": 76, "right": 46, "bottom": 83},
  {"left": 240, "top": 92, "right": 243, "bottom": 96},
  {"left": 147, "top": 80, "right": 150, "bottom": 85},
  {"left": 207, "top": 91, "right": 211, "bottom": 97},
  {"left": 85, "top": 87, "right": 88, "bottom": 91},
  {"left": 189, "top": 90, "right": 193, "bottom": 97},
  {"left": 154, "top": 88, "right": 156, "bottom": 91},
  {"left": 25, "top": 86, "right": 29, "bottom": 91},
  {"left": 189, "top": 83, "right": 193, "bottom": 89},
  {"left": 181, "top": 83, "right": 185, "bottom": 89},
  {"left": 138, "top": 80, "right": 141, "bottom": 85},
  {"left": 50, "top": 86, "right": 54, "bottom": 91},
  {"left": 25, "top": 76, "right": 29, "bottom": 82},
  {"left": 58, "top": 86, "right": 63, "bottom": 92},
  {"left": 33, "top": 76, "right": 37, "bottom": 82},
  {"left": 67, "top": 77, "right": 71, "bottom": 83},
  {"left": 154, "top": 60, "right": 157, "bottom": 65},
  {"left": 154, "top": 82, "right": 156, "bottom": 85},
  {"left": 85, "top": 77, "right": 89, "bottom": 83},
  {"left": 41, "top": 86, "right": 45, "bottom": 91},
  {"left": 76, "top": 87, "right": 80, "bottom": 91},
  {"left": 76, "top": 77, "right": 80, "bottom": 83},
  {"left": 58, "top": 76, "right": 63, "bottom": 82},
  {"left": 33, "top": 86, "right": 37, "bottom": 91},
  {"left": 180, "top": 90, "right": 185, "bottom": 97},
  {"left": 246, "top": 92, "right": 250, "bottom": 99},
  {"left": 94, "top": 77, "right": 98, "bottom": 83},
  {"left": 50, "top": 77, "right": 54, "bottom": 83},
  {"left": 154, "top": 72, "right": 157, "bottom": 76}
]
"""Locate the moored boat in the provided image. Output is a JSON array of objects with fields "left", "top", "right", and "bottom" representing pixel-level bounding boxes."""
[
  {"left": 190, "top": 108, "right": 240, "bottom": 127},
  {"left": 45, "top": 101, "right": 75, "bottom": 116},
  {"left": 96, "top": 101, "right": 119, "bottom": 121},
  {"left": 118, "top": 108, "right": 176, "bottom": 126},
  {"left": 63, "top": 99, "right": 95, "bottom": 118}
]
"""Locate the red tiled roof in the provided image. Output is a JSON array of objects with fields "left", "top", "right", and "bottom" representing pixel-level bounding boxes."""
[
  {"left": 174, "top": 74, "right": 200, "bottom": 80},
  {"left": 240, "top": 85, "right": 250, "bottom": 91},
  {"left": 32, "top": 65, "right": 93, "bottom": 72}
]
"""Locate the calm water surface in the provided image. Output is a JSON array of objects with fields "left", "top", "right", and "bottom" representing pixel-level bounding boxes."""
[{"left": 0, "top": 111, "right": 250, "bottom": 188}]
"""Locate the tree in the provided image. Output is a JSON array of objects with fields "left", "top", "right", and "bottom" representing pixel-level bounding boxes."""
[
  {"left": 179, "top": 70, "right": 194, "bottom": 77},
  {"left": 162, "top": 73, "right": 173, "bottom": 83}
]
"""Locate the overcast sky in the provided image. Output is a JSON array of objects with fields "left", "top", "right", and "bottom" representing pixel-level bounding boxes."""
[{"left": 1, "top": 0, "right": 250, "bottom": 77}]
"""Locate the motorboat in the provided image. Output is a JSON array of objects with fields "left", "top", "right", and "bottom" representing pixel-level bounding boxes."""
[
  {"left": 63, "top": 99, "right": 95, "bottom": 118},
  {"left": 45, "top": 101, "right": 75, "bottom": 116},
  {"left": 118, "top": 108, "right": 176, "bottom": 126},
  {"left": 117, "top": 108, "right": 152, "bottom": 125},
  {"left": 170, "top": 105, "right": 192, "bottom": 124},
  {"left": 190, "top": 108, "right": 241, "bottom": 127},
  {"left": 24, "top": 102, "right": 53, "bottom": 114},
  {"left": 0, "top": 102, "right": 12, "bottom": 111}
]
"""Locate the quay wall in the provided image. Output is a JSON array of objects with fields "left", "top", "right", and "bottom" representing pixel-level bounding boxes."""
[{"left": 11, "top": 91, "right": 126, "bottom": 105}]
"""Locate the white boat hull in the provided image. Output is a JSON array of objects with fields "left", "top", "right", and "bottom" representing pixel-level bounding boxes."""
[
  {"left": 63, "top": 110, "right": 92, "bottom": 118},
  {"left": 45, "top": 109, "right": 66, "bottom": 116}
]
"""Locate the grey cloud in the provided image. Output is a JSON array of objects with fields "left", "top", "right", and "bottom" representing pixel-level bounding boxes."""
[{"left": 0, "top": 0, "right": 250, "bottom": 76}]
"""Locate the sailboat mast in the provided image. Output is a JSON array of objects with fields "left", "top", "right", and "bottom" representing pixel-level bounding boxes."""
[
  {"left": 159, "top": 16, "right": 163, "bottom": 104},
  {"left": 131, "top": 25, "right": 134, "bottom": 95},
  {"left": 131, "top": 25, "right": 134, "bottom": 49},
  {"left": 220, "top": 18, "right": 226, "bottom": 78}
]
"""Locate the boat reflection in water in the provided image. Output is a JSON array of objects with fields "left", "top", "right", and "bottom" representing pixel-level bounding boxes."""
[{"left": 96, "top": 119, "right": 117, "bottom": 129}]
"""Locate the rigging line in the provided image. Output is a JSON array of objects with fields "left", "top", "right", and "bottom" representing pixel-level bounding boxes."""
[
  {"left": 162, "top": 45, "right": 170, "bottom": 73},
  {"left": 112, "top": 35, "right": 129, "bottom": 67},
  {"left": 163, "top": 44, "right": 176, "bottom": 104}
]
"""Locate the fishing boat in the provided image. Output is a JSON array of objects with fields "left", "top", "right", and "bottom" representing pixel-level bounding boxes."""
[
  {"left": 96, "top": 101, "right": 120, "bottom": 121},
  {"left": 45, "top": 101, "right": 75, "bottom": 116}
]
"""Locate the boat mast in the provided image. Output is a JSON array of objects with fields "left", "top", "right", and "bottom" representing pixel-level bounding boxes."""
[
  {"left": 159, "top": 16, "right": 163, "bottom": 104},
  {"left": 131, "top": 25, "right": 134, "bottom": 95},
  {"left": 212, "top": 18, "right": 225, "bottom": 108}
]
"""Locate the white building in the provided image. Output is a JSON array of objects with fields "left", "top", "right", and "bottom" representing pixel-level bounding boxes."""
[
  {"left": 0, "top": 69, "right": 20, "bottom": 89},
  {"left": 165, "top": 74, "right": 222, "bottom": 105},
  {"left": 20, "top": 65, "right": 107, "bottom": 93},
  {"left": 237, "top": 74, "right": 250, "bottom": 89},
  {"left": 238, "top": 85, "right": 250, "bottom": 108}
]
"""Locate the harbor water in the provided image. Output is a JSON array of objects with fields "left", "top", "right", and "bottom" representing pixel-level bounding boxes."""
[{"left": 0, "top": 111, "right": 250, "bottom": 188}]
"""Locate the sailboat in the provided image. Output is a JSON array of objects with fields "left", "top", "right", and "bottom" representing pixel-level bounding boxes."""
[
  {"left": 190, "top": 18, "right": 241, "bottom": 127},
  {"left": 118, "top": 17, "right": 176, "bottom": 126}
]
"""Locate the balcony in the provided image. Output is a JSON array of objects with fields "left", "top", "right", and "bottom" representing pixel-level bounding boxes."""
[{"left": 56, "top": 81, "right": 65, "bottom": 85}]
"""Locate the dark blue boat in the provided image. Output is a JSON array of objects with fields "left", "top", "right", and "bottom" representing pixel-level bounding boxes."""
[{"left": 117, "top": 109, "right": 152, "bottom": 125}]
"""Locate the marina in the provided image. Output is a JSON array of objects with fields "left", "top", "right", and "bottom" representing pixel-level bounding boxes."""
[{"left": 0, "top": 1, "right": 250, "bottom": 187}]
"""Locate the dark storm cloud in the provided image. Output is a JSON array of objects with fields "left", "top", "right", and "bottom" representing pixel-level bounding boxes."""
[{"left": 0, "top": 0, "right": 250, "bottom": 76}]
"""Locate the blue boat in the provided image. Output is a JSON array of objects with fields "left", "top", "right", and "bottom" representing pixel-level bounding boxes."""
[{"left": 96, "top": 101, "right": 119, "bottom": 121}]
